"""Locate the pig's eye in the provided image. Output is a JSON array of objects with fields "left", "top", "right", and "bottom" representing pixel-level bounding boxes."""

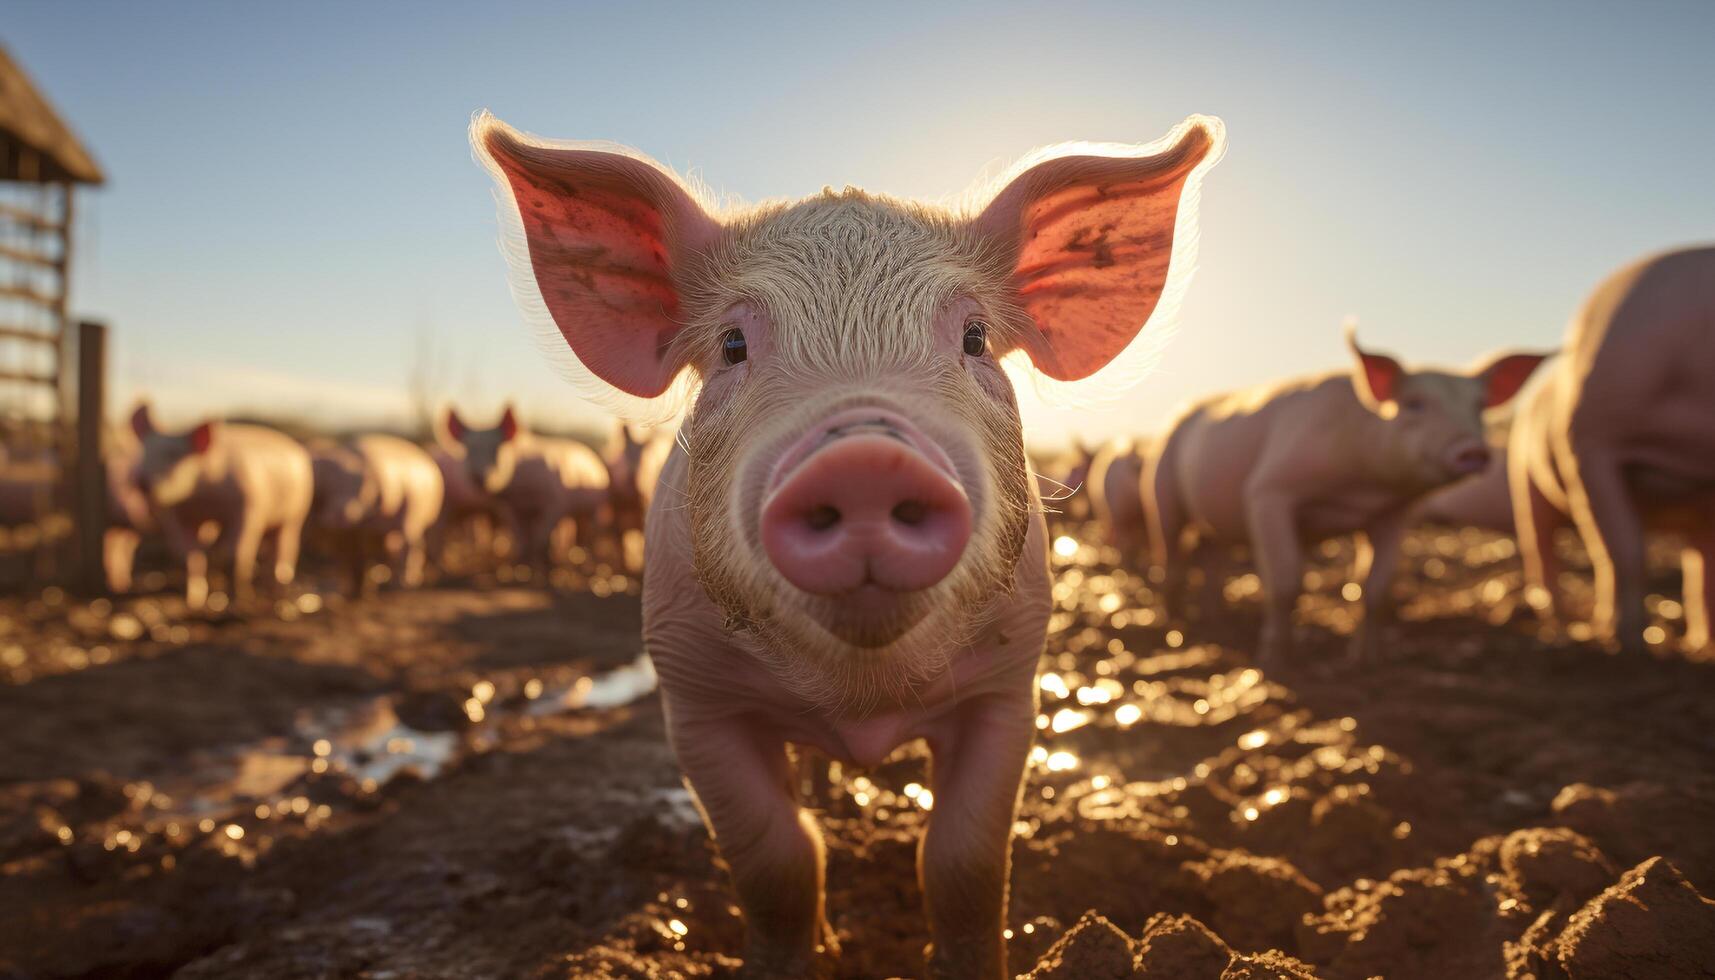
[
  {"left": 721, "top": 328, "right": 748, "bottom": 365},
  {"left": 962, "top": 320, "right": 989, "bottom": 357},
  {"left": 1401, "top": 396, "right": 1427, "bottom": 413}
]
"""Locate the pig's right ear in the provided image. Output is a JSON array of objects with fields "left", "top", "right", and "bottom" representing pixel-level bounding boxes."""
[
  {"left": 130, "top": 403, "right": 155, "bottom": 440},
  {"left": 972, "top": 116, "right": 1226, "bottom": 384},
  {"left": 438, "top": 408, "right": 466, "bottom": 450},
  {"left": 1345, "top": 326, "right": 1405, "bottom": 415},
  {"left": 472, "top": 113, "right": 721, "bottom": 406}
]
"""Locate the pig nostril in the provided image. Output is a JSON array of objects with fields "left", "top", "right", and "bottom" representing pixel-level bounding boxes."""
[
  {"left": 891, "top": 500, "right": 927, "bottom": 526},
  {"left": 806, "top": 505, "right": 840, "bottom": 531}
]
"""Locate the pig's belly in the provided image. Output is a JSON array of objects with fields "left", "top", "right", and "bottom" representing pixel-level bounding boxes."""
[{"left": 1296, "top": 496, "right": 1398, "bottom": 541}]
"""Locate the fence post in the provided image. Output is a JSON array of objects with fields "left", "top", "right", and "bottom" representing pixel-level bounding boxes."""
[{"left": 74, "top": 320, "right": 107, "bottom": 595}]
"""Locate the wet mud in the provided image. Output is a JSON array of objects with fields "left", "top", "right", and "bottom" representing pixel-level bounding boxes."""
[{"left": 3, "top": 526, "right": 1714, "bottom": 978}]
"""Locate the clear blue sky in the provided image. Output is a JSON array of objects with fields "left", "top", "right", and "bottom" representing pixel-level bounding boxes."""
[{"left": 6, "top": 1, "right": 1713, "bottom": 444}]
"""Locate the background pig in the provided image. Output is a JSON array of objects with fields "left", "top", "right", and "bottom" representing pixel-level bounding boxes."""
[
  {"left": 1086, "top": 436, "right": 1154, "bottom": 561},
  {"left": 429, "top": 444, "right": 500, "bottom": 566},
  {"left": 438, "top": 405, "right": 608, "bottom": 575},
  {"left": 1510, "top": 247, "right": 1715, "bottom": 654},
  {"left": 1149, "top": 328, "right": 1548, "bottom": 665},
  {"left": 130, "top": 405, "right": 314, "bottom": 607},
  {"left": 103, "top": 427, "right": 155, "bottom": 593},
  {"left": 474, "top": 110, "right": 1223, "bottom": 978},
  {"left": 309, "top": 434, "right": 445, "bottom": 590},
  {"left": 602, "top": 422, "right": 648, "bottom": 570},
  {"left": 1411, "top": 444, "right": 1516, "bottom": 533}
]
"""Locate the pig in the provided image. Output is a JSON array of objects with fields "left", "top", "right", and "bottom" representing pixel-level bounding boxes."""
[
  {"left": 1410, "top": 444, "right": 1515, "bottom": 534},
  {"left": 429, "top": 443, "right": 503, "bottom": 565},
  {"left": 1149, "top": 328, "right": 1549, "bottom": 665},
  {"left": 635, "top": 424, "right": 678, "bottom": 516},
  {"left": 129, "top": 405, "right": 314, "bottom": 608},
  {"left": 602, "top": 422, "right": 649, "bottom": 569},
  {"left": 437, "top": 405, "right": 609, "bottom": 574},
  {"left": 309, "top": 434, "right": 446, "bottom": 589},
  {"left": 473, "top": 109, "right": 1225, "bottom": 978},
  {"left": 1510, "top": 247, "right": 1715, "bottom": 654},
  {"left": 1086, "top": 436, "right": 1154, "bottom": 561},
  {"left": 103, "top": 428, "right": 155, "bottom": 593}
]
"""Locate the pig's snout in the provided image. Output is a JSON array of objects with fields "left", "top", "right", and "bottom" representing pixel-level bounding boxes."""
[
  {"left": 1447, "top": 442, "right": 1492, "bottom": 476},
  {"left": 761, "top": 421, "right": 971, "bottom": 597}
]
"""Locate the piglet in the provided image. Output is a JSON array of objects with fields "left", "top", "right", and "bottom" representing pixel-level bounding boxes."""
[
  {"left": 1149, "top": 328, "right": 1549, "bottom": 664},
  {"left": 438, "top": 405, "right": 608, "bottom": 575},
  {"left": 129, "top": 405, "right": 314, "bottom": 607},
  {"left": 473, "top": 111, "right": 1224, "bottom": 978},
  {"left": 1510, "top": 247, "right": 1715, "bottom": 654},
  {"left": 310, "top": 434, "right": 446, "bottom": 589}
]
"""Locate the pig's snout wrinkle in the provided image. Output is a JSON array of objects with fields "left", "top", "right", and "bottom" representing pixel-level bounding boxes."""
[
  {"left": 1447, "top": 442, "right": 1492, "bottom": 476},
  {"left": 760, "top": 434, "right": 972, "bottom": 597}
]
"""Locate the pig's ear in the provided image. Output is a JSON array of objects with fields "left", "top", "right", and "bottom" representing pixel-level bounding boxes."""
[
  {"left": 498, "top": 405, "right": 520, "bottom": 442},
  {"left": 441, "top": 408, "right": 467, "bottom": 447},
  {"left": 972, "top": 115, "right": 1226, "bottom": 383},
  {"left": 189, "top": 422, "right": 216, "bottom": 455},
  {"left": 130, "top": 403, "right": 155, "bottom": 440},
  {"left": 1345, "top": 326, "right": 1404, "bottom": 413},
  {"left": 1474, "top": 350, "right": 1554, "bottom": 409},
  {"left": 473, "top": 112, "right": 721, "bottom": 408}
]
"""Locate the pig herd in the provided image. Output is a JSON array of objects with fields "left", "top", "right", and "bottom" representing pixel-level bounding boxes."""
[
  {"left": 72, "top": 402, "right": 671, "bottom": 605},
  {"left": 1068, "top": 245, "right": 1715, "bottom": 667},
  {"left": 5, "top": 103, "right": 1705, "bottom": 978}
]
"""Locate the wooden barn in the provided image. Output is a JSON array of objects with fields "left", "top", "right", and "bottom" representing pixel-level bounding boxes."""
[{"left": 0, "top": 42, "right": 107, "bottom": 589}]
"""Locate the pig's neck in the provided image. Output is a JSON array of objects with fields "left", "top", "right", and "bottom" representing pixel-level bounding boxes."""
[{"left": 1349, "top": 409, "right": 1438, "bottom": 496}]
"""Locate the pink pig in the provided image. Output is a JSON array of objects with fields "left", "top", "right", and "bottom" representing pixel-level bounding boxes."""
[
  {"left": 309, "top": 434, "right": 446, "bottom": 589},
  {"left": 438, "top": 405, "right": 609, "bottom": 574},
  {"left": 1087, "top": 436, "right": 1154, "bottom": 561},
  {"left": 473, "top": 111, "right": 1224, "bottom": 977},
  {"left": 129, "top": 405, "right": 314, "bottom": 608},
  {"left": 1510, "top": 246, "right": 1715, "bottom": 654},
  {"left": 1149, "top": 329, "right": 1549, "bottom": 665}
]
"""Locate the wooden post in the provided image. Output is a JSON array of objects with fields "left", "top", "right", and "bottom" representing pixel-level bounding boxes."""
[{"left": 74, "top": 320, "right": 107, "bottom": 594}]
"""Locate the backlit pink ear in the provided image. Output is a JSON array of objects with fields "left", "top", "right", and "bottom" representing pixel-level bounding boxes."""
[
  {"left": 130, "top": 404, "right": 155, "bottom": 440},
  {"left": 444, "top": 409, "right": 467, "bottom": 443},
  {"left": 189, "top": 422, "right": 215, "bottom": 455},
  {"left": 474, "top": 114, "right": 721, "bottom": 399},
  {"left": 498, "top": 406, "right": 520, "bottom": 442},
  {"left": 973, "top": 116, "right": 1224, "bottom": 381},
  {"left": 1346, "top": 328, "right": 1404, "bottom": 409},
  {"left": 1477, "top": 351, "right": 1553, "bottom": 409}
]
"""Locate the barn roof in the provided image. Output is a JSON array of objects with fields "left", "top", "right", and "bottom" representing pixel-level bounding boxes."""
[{"left": 0, "top": 43, "right": 104, "bottom": 185}]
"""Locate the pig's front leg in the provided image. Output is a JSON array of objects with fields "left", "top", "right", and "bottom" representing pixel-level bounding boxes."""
[
  {"left": 1246, "top": 489, "right": 1303, "bottom": 668},
  {"left": 669, "top": 705, "right": 832, "bottom": 978},
  {"left": 921, "top": 692, "right": 1035, "bottom": 980},
  {"left": 1349, "top": 511, "right": 1408, "bottom": 663},
  {"left": 1680, "top": 527, "right": 1715, "bottom": 654}
]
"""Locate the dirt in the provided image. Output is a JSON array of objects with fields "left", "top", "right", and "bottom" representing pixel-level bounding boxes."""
[{"left": 3, "top": 524, "right": 1715, "bottom": 979}]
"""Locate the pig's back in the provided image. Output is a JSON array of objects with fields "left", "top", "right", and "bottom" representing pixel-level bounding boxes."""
[
  {"left": 537, "top": 438, "right": 610, "bottom": 492},
  {"left": 1167, "top": 374, "right": 1347, "bottom": 537},
  {"left": 1566, "top": 246, "right": 1715, "bottom": 480},
  {"left": 1089, "top": 440, "right": 1146, "bottom": 527},
  {"left": 223, "top": 424, "right": 314, "bottom": 525},
  {"left": 355, "top": 434, "right": 444, "bottom": 531}
]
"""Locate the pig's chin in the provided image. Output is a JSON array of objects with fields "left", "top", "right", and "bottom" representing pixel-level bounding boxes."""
[{"left": 799, "top": 585, "right": 937, "bottom": 650}]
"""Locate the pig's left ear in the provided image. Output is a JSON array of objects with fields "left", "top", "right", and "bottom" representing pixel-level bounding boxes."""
[
  {"left": 473, "top": 113, "right": 721, "bottom": 407},
  {"left": 1475, "top": 350, "right": 1555, "bottom": 409},
  {"left": 972, "top": 116, "right": 1225, "bottom": 382},
  {"left": 498, "top": 405, "right": 520, "bottom": 442}
]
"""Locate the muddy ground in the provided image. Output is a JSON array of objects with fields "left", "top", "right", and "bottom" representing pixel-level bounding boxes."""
[{"left": 3, "top": 524, "right": 1715, "bottom": 979}]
